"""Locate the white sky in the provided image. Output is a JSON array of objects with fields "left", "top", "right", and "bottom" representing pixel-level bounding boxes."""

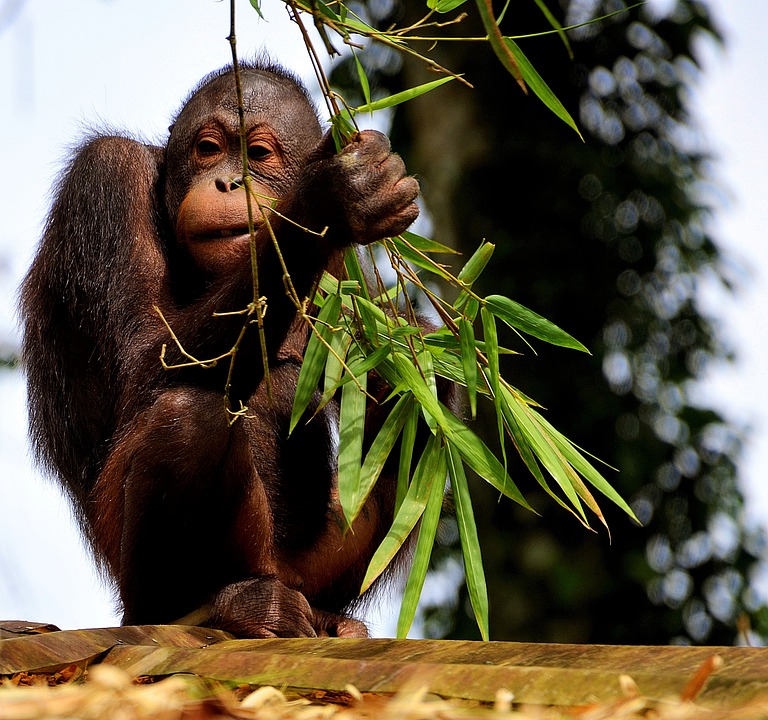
[
  {"left": 0, "top": 0, "right": 766, "bottom": 635},
  {"left": 692, "top": 4, "right": 768, "bottom": 526}
]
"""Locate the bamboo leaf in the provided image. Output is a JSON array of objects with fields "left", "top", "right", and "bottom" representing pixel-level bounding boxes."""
[
  {"left": 330, "top": 113, "right": 358, "bottom": 148},
  {"left": 509, "top": 414, "right": 609, "bottom": 528},
  {"left": 323, "top": 330, "right": 353, "bottom": 397},
  {"left": 425, "top": 350, "right": 470, "bottom": 391},
  {"left": 503, "top": 37, "right": 583, "bottom": 140},
  {"left": 344, "top": 248, "right": 371, "bottom": 300},
  {"left": 501, "top": 386, "right": 588, "bottom": 524},
  {"left": 438, "top": 402, "right": 532, "bottom": 510},
  {"left": 448, "top": 445, "right": 489, "bottom": 641},
  {"left": 417, "top": 349, "right": 439, "bottom": 433},
  {"left": 319, "top": 272, "right": 359, "bottom": 298},
  {"left": 485, "top": 294, "right": 589, "bottom": 352},
  {"left": 463, "top": 296, "right": 481, "bottom": 322},
  {"left": 387, "top": 236, "right": 454, "bottom": 281},
  {"left": 397, "top": 398, "right": 421, "bottom": 515},
  {"left": 343, "top": 394, "right": 414, "bottom": 527},
  {"left": 361, "top": 434, "right": 441, "bottom": 592},
  {"left": 474, "top": 0, "right": 525, "bottom": 89},
  {"left": 367, "top": 356, "right": 402, "bottom": 395},
  {"left": 458, "top": 318, "right": 478, "bottom": 419},
  {"left": 289, "top": 293, "right": 342, "bottom": 433},
  {"left": 352, "top": 51, "right": 372, "bottom": 108},
  {"left": 392, "top": 353, "right": 444, "bottom": 430},
  {"left": 397, "top": 439, "right": 447, "bottom": 638},
  {"left": 352, "top": 295, "right": 386, "bottom": 346},
  {"left": 428, "top": 0, "right": 469, "bottom": 12},
  {"left": 424, "top": 329, "right": 518, "bottom": 356},
  {"left": 354, "top": 295, "right": 390, "bottom": 327},
  {"left": 320, "top": 344, "right": 390, "bottom": 405},
  {"left": 352, "top": 77, "right": 454, "bottom": 115},
  {"left": 458, "top": 241, "right": 495, "bottom": 286},
  {"left": 456, "top": 242, "right": 495, "bottom": 312},
  {"left": 481, "top": 307, "right": 507, "bottom": 472},
  {"left": 295, "top": 0, "right": 341, "bottom": 22},
  {"left": 537, "top": 413, "right": 638, "bottom": 521},
  {"left": 499, "top": 391, "right": 574, "bottom": 516},
  {"left": 337, "top": 365, "right": 368, "bottom": 530},
  {"left": 401, "top": 230, "right": 459, "bottom": 255},
  {"left": 247, "top": 0, "right": 264, "bottom": 18}
]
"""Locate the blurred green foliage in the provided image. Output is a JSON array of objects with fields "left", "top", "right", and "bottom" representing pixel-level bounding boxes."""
[{"left": 330, "top": 0, "right": 767, "bottom": 645}]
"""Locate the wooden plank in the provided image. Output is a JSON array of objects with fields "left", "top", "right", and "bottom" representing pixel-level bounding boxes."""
[
  {"left": 0, "top": 625, "right": 231, "bottom": 675},
  {"left": 3, "top": 627, "right": 767, "bottom": 708},
  {"left": 102, "top": 637, "right": 768, "bottom": 708},
  {"left": 100, "top": 644, "right": 666, "bottom": 705}
]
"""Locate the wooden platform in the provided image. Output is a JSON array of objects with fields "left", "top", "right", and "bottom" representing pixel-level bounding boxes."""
[{"left": 1, "top": 622, "right": 767, "bottom": 709}]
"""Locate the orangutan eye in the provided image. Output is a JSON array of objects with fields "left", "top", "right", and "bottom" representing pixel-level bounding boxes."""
[
  {"left": 248, "top": 144, "right": 271, "bottom": 161},
  {"left": 197, "top": 139, "right": 222, "bottom": 156}
]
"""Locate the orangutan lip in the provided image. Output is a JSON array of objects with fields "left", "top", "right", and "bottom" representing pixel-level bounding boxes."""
[{"left": 198, "top": 227, "right": 250, "bottom": 241}]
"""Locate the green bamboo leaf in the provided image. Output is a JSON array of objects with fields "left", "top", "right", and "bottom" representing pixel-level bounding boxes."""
[
  {"left": 313, "top": 328, "right": 354, "bottom": 417},
  {"left": 337, "top": 365, "right": 368, "bottom": 531},
  {"left": 485, "top": 294, "right": 589, "bottom": 353},
  {"left": 417, "top": 349, "right": 439, "bottom": 433},
  {"left": 455, "top": 242, "right": 495, "bottom": 312},
  {"left": 400, "top": 230, "right": 459, "bottom": 255},
  {"left": 463, "top": 296, "right": 481, "bottom": 322},
  {"left": 499, "top": 389, "right": 573, "bottom": 516},
  {"left": 474, "top": 0, "right": 524, "bottom": 88},
  {"left": 397, "top": 439, "right": 447, "bottom": 638},
  {"left": 387, "top": 237, "right": 454, "bottom": 281},
  {"left": 247, "top": 0, "right": 264, "bottom": 18},
  {"left": 330, "top": 113, "right": 358, "bottom": 148},
  {"left": 352, "top": 77, "right": 455, "bottom": 115},
  {"left": 457, "top": 242, "right": 495, "bottom": 286},
  {"left": 315, "top": 274, "right": 341, "bottom": 302},
  {"left": 353, "top": 295, "right": 390, "bottom": 326},
  {"left": 344, "top": 248, "right": 371, "bottom": 300},
  {"left": 503, "top": 37, "right": 583, "bottom": 140},
  {"left": 501, "top": 386, "right": 588, "bottom": 524},
  {"left": 323, "top": 330, "right": 353, "bottom": 397},
  {"left": 361, "top": 434, "right": 441, "bottom": 592},
  {"left": 319, "top": 272, "right": 359, "bottom": 298},
  {"left": 425, "top": 350, "right": 470, "bottom": 391},
  {"left": 367, "top": 356, "right": 402, "bottom": 396},
  {"left": 290, "top": 293, "right": 342, "bottom": 433},
  {"left": 352, "top": 296, "right": 385, "bottom": 346},
  {"left": 458, "top": 318, "right": 478, "bottom": 419},
  {"left": 342, "top": 394, "right": 414, "bottom": 527},
  {"left": 392, "top": 353, "right": 444, "bottom": 430},
  {"left": 447, "top": 445, "right": 489, "bottom": 641},
  {"left": 423, "top": 329, "right": 518, "bottom": 356},
  {"left": 514, "top": 399, "right": 606, "bottom": 528},
  {"left": 428, "top": 0, "right": 469, "bottom": 11},
  {"left": 397, "top": 397, "right": 420, "bottom": 514},
  {"left": 537, "top": 413, "right": 637, "bottom": 521},
  {"left": 481, "top": 308, "right": 508, "bottom": 472},
  {"left": 395, "top": 356, "right": 529, "bottom": 510},
  {"left": 438, "top": 402, "right": 532, "bottom": 510},
  {"left": 321, "top": 345, "right": 390, "bottom": 405},
  {"left": 352, "top": 51, "right": 372, "bottom": 108},
  {"left": 296, "top": 0, "right": 340, "bottom": 21}
]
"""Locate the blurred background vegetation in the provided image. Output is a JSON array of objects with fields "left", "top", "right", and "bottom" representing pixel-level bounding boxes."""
[{"left": 331, "top": 0, "right": 768, "bottom": 645}]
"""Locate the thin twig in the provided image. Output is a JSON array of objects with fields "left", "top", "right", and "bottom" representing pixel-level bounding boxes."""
[{"left": 228, "top": 0, "right": 273, "bottom": 407}]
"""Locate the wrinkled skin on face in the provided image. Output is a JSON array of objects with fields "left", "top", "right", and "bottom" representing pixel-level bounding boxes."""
[{"left": 20, "top": 62, "right": 435, "bottom": 639}]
